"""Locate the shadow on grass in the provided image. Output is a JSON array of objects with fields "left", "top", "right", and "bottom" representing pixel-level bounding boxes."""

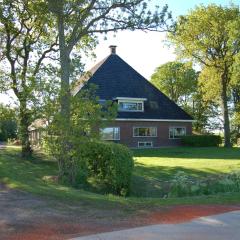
[
  {"left": 0, "top": 148, "right": 130, "bottom": 209},
  {"left": 133, "top": 147, "right": 240, "bottom": 160},
  {"left": 131, "top": 163, "right": 229, "bottom": 198}
]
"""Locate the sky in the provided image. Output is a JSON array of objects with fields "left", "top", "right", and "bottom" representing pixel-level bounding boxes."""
[{"left": 0, "top": 0, "right": 239, "bottom": 105}]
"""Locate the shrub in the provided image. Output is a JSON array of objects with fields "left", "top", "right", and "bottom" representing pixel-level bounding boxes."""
[
  {"left": 168, "top": 170, "right": 240, "bottom": 197},
  {"left": 181, "top": 135, "right": 222, "bottom": 147},
  {"left": 168, "top": 171, "right": 191, "bottom": 197},
  {"left": 75, "top": 141, "right": 134, "bottom": 196}
]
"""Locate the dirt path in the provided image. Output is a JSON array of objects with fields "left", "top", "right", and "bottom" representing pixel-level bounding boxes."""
[{"left": 1, "top": 184, "right": 239, "bottom": 240}]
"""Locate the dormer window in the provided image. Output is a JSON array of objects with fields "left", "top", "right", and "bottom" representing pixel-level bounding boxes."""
[{"left": 116, "top": 97, "right": 146, "bottom": 112}]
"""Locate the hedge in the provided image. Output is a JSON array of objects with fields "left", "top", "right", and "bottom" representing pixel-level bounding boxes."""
[
  {"left": 181, "top": 135, "right": 222, "bottom": 147},
  {"left": 76, "top": 141, "right": 134, "bottom": 196}
]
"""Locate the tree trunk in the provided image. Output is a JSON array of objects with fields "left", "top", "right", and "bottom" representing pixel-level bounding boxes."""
[
  {"left": 19, "top": 99, "right": 32, "bottom": 157},
  {"left": 220, "top": 74, "right": 231, "bottom": 147},
  {"left": 57, "top": 12, "right": 73, "bottom": 180},
  {"left": 58, "top": 14, "right": 71, "bottom": 122}
]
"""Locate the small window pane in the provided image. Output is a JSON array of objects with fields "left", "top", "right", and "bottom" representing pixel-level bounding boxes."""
[
  {"left": 138, "top": 142, "right": 153, "bottom": 148},
  {"left": 119, "top": 101, "right": 143, "bottom": 111},
  {"left": 100, "top": 127, "right": 120, "bottom": 140},
  {"left": 169, "top": 128, "right": 174, "bottom": 139},
  {"left": 134, "top": 127, "right": 157, "bottom": 137},
  {"left": 169, "top": 127, "right": 186, "bottom": 139}
]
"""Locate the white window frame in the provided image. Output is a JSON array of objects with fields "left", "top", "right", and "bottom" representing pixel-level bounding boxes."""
[
  {"left": 100, "top": 127, "right": 120, "bottom": 140},
  {"left": 118, "top": 100, "right": 144, "bottom": 112},
  {"left": 138, "top": 141, "right": 153, "bottom": 148},
  {"left": 133, "top": 127, "right": 157, "bottom": 137},
  {"left": 169, "top": 126, "right": 186, "bottom": 139}
]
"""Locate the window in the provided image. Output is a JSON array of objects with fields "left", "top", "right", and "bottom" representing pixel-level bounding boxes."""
[
  {"left": 138, "top": 142, "right": 153, "bottom": 148},
  {"left": 169, "top": 127, "right": 186, "bottom": 139},
  {"left": 133, "top": 127, "right": 157, "bottom": 137},
  {"left": 100, "top": 127, "right": 120, "bottom": 140},
  {"left": 118, "top": 101, "right": 143, "bottom": 112}
]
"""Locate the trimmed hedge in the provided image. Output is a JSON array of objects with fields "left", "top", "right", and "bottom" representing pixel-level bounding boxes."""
[
  {"left": 181, "top": 135, "right": 222, "bottom": 147},
  {"left": 76, "top": 141, "right": 134, "bottom": 196}
]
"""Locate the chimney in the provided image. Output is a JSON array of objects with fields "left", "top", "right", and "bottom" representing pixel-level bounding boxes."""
[{"left": 109, "top": 45, "right": 117, "bottom": 54}]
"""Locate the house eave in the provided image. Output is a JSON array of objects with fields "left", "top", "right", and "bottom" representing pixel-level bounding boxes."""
[
  {"left": 115, "top": 118, "right": 195, "bottom": 122},
  {"left": 114, "top": 97, "right": 147, "bottom": 101}
]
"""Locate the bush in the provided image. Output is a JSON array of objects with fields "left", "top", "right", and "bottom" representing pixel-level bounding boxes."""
[
  {"left": 75, "top": 141, "right": 134, "bottom": 196},
  {"left": 168, "top": 170, "right": 240, "bottom": 197},
  {"left": 181, "top": 135, "right": 222, "bottom": 147}
]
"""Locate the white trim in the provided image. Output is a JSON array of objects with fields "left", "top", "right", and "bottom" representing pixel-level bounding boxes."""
[
  {"left": 133, "top": 126, "right": 157, "bottom": 137},
  {"left": 100, "top": 127, "right": 120, "bottom": 141},
  {"left": 114, "top": 97, "right": 147, "bottom": 101},
  {"left": 169, "top": 126, "right": 186, "bottom": 139},
  {"left": 138, "top": 141, "right": 153, "bottom": 148},
  {"left": 118, "top": 100, "right": 144, "bottom": 112},
  {"left": 116, "top": 118, "right": 195, "bottom": 122}
]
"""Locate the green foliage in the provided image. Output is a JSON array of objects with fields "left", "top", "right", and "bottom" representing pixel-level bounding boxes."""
[
  {"left": 169, "top": 4, "right": 240, "bottom": 147},
  {"left": 2, "top": 147, "right": 240, "bottom": 207},
  {"left": 169, "top": 170, "right": 240, "bottom": 197},
  {"left": 181, "top": 135, "right": 222, "bottom": 147},
  {"left": 168, "top": 171, "right": 191, "bottom": 197},
  {"left": 150, "top": 60, "right": 219, "bottom": 132},
  {"left": 76, "top": 141, "right": 134, "bottom": 196},
  {"left": 0, "top": 0, "right": 58, "bottom": 156},
  {"left": 151, "top": 61, "right": 197, "bottom": 104},
  {"left": 0, "top": 104, "right": 17, "bottom": 141},
  {"left": 44, "top": 86, "right": 118, "bottom": 185}
]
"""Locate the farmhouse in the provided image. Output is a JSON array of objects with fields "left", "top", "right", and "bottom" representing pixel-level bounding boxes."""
[{"left": 72, "top": 46, "right": 193, "bottom": 148}]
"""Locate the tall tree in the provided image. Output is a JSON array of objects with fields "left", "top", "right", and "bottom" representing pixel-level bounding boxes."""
[
  {"left": 150, "top": 61, "right": 197, "bottom": 105},
  {"left": 169, "top": 4, "right": 240, "bottom": 147},
  {"left": 47, "top": 0, "right": 172, "bottom": 122},
  {"left": 150, "top": 61, "right": 215, "bottom": 132},
  {"left": 0, "top": 0, "right": 58, "bottom": 156},
  {"left": 46, "top": 0, "right": 172, "bottom": 177}
]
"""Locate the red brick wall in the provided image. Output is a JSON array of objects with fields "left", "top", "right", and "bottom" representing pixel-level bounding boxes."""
[{"left": 106, "top": 121, "right": 192, "bottom": 148}]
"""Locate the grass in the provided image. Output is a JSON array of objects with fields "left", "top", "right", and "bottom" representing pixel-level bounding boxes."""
[
  {"left": 132, "top": 147, "right": 240, "bottom": 197},
  {"left": 0, "top": 146, "right": 240, "bottom": 208}
]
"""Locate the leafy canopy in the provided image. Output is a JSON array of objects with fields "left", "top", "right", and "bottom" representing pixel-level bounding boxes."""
[{"left": 150, "top": 61, "right": 197, "bottom": 104}]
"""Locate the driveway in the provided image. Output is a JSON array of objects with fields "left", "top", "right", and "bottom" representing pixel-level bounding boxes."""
[{"left": 72, "top": 210, "right": 240, "bottom": 240}]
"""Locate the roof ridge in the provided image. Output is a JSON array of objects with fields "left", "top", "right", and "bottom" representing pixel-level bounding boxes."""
[{"left": 71, "top": 55, "right": 110, "bottom": 96}]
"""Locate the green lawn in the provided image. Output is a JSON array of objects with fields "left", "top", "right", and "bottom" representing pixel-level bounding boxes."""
[
  {"left": 132, "top": 147, "right": 240, "bottom": 197},
  {"left": 0, "top": 146, "right": 240, "bottom": 208}
]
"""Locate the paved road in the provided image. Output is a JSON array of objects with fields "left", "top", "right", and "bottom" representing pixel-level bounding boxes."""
[{"left": 72, "top": 210, "right": 240, "bottom": 240}]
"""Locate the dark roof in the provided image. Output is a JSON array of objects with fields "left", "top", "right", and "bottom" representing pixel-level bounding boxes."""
[{"left": 75, "top": 53, "right": 193, "bottom": 121}]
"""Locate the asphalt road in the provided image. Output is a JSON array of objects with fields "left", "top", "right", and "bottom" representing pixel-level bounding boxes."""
[{"left": 72, "top": 210, "right": 240, "bottom": 240}]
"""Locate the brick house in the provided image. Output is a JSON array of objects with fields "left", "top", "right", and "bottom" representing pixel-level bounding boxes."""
[{"left": 72, "top": 46, "right": 193, "bottom": 148}]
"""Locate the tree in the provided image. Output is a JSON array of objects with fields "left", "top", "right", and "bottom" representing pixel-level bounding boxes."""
[
  {"left": 150, "top": 61, "right": 217, "bottom": 132},
  {"left": 47, "top": 0, "right": 172, "bottom": 121},
  {"left": 150, "top": 61, "right": 197, "bottom": 105},
  {"left": 169, "top": 4, "right": 240, "bottom": 147},
  {"left": 0, "top": 0, "right": 58, "bottom": 156},
  {"left": 0, "top": 104, "right": 17, "bottom": 141},
  {"left": 230, "top": 53, "right": 240, "bottom": 143},
  {"left": 46, "top": 0, "right": 172, "bottom": 177},
  {"left": 45, "top": 85, "right": 117, "bottom": 183}
]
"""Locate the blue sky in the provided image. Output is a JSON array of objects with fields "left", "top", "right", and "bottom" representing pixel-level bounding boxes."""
[
  {"left": 1, "top": 0, "right": 239, "bottom": 105},
  {"left": 87, "top": 0, "right": 239, "bottom": 79},
  {"left": 161, "top": 0, "right": 238, "bottom": 17}
]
